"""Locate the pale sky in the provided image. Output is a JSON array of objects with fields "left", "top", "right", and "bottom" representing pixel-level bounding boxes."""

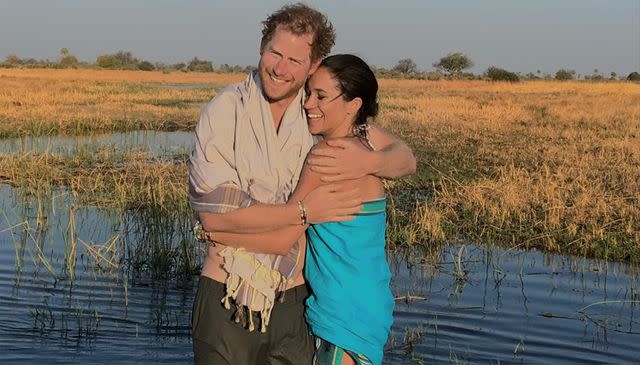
[{"left": 1, "top": 0, "right": 639, "bottom": 76}]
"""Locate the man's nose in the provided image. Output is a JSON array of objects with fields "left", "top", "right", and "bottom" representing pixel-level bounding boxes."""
[{"left": 273, "top": 59, "right": 287, "bottom": 76}]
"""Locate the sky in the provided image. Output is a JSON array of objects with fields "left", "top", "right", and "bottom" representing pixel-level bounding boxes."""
[{"left": 1, "top": 0, "right": 639, "bottom": 76}]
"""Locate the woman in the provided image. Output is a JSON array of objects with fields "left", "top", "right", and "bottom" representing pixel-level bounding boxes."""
[{"left": 211, "top": 54, "right": 394, "bottom": 365}]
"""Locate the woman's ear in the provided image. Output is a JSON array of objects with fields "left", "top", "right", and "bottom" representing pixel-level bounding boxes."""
[{"left": 348, "top": 97, "right": 363, "bottom": 115}]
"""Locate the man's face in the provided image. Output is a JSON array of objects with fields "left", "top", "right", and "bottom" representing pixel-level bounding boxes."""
[{"left": 259, "top": 26, "right": 320, "bottom": 104}]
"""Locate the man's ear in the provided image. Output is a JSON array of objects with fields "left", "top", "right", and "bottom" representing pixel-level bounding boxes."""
[
  {"left": 309, "top": 58, "right": 322, "bottom": 75},
  {"left": 348, "top": 97, "right": 363, "bottom": 116}
]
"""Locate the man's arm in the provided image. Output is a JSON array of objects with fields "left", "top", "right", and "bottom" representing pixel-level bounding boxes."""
[
  {"left": 207, "top": 225, "right": 306, "bottom": 255},
  {"left": 197, "top": 183, "right": 360, "bottom": 234},
  {"left": 306, "top": 125, "right": 416, "bottom": 182},
  {"left": 201, "top": 151, "right": 333, "bottom": 254},
  {"left": 197, "top": 140, "right": 362, "bottom": 235},
  {"left": 190, "top": 91, "right": 361, "bottom": 235}
]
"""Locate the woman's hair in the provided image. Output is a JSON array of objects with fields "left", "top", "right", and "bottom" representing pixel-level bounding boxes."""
[
  {"left": 319, "top": 54, "right": 379, "bottom": 129},
  {"left": 261, "top": 3, "right": 335, "bottom": 63}
]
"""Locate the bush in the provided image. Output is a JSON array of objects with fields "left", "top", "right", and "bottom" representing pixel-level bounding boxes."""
[
  {"left": 392, "top": 58, "right": 418, "bottom": 74},
  {"left": 486, "top": 66, "right": 520, "bottom": 82},
  {"left": 137, "top": 61, "right": 155, "bottom": 71},
  {"left": 187, "top": 57, "right": 214, "bottom": 72},
  {"left": 59, "top": 55, "right": 79, "bottom": 68},
  {"left": 627, "top": 72, "right": 640, "bottom": 81},
  {"left": 97, "top": 51, "right": 140, "bottom": 70},
  {"left": 555, "top": 69, "right": 576, "bottom": 81},
  {"left": 423, "top": 71, "right": 443, "bottom": 81},
  {"left": 3, "top": 54, "right": 22, "bottom": 67}
]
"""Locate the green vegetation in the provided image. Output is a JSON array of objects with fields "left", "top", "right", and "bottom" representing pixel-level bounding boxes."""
[
  {"left": 628, "top": 71, "right": 640, "bottom": 81},
  {"left": 0, "top": 147, "right": 200, "bottom": 280},
  {"left": 555, "top": 69, "right": 576, "bottom": 80},
  {"left": 486, "top": 66, "right": 520, "bottom": 82},
  {"left": 0, "top": 50, "right": 253, "bottom": 73},
  {"left": 433, "top": 52, "right": 474, "bottom": 77}
]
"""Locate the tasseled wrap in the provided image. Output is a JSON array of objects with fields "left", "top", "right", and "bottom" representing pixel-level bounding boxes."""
[{"left": 219, "top": 247, "right": 292, "bottom": 332}]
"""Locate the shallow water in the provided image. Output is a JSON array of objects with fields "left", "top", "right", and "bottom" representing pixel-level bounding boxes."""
[
  {"left": 2, "top": 183, "right": 638, "bottom": 364},
  {"left": 387, "top": 246, "right": 640, "bottom": 364},
  {"left": 0, "top": 130, "right": 194, "bottom": 157},
  {"left": 0, "top": 184, "right": 196, "bottom": 364},
  {"left": 1, "top": 132, "right": 639, "bottom": 364}
]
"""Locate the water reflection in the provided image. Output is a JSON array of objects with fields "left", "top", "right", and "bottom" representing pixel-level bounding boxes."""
[
  {"left": 0, "top": 184, "right": 198, "bottom": 363},
  {"left": 0, "top": 130, "right": 194, "bottom": 157},
  {"left": 1, "top": 157, "right": 640, "bottom": 363},
  {"left": 387, "top": 245, "right": 640, "bottom": 364}
]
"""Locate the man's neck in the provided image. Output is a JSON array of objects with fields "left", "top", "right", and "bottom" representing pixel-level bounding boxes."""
[{"left": 269, "top": 94, "right": 297, "bottom": 134}]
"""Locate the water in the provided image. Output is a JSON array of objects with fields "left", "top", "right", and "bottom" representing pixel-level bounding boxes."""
[
  {"left": 387, "top": 246, "right": 640, "bottom": 364},
  {"left": 1, "top": 132, "right": 639, "bottom": 364},
  {"left": 0, "top": 184, "right": 196, "bottom": 364},
  {"left": 0, "top": 130, "right": 194, "bottom": 157},
  {"left": 2, "top": 184, "right": 638, "bottom": 364}
]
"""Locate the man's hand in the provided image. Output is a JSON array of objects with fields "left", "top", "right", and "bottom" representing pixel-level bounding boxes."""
[
  {"left": 302, "top": 183, "right": 362, "bottom": 223},
  {"left": 307, "top": 138, "right": 380, "bottom": 182}
]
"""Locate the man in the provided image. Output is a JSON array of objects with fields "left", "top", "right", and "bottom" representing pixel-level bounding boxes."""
[{"left": 189, "top": 3, "right": 416, "bottom": 364}]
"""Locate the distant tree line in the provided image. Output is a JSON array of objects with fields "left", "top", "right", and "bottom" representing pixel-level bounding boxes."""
[
  {"left": 372, "top": 53, "right": 639, "bottom": 82},
  {"left": 0, "top": 48, "right": 254, "bottom": 73},
  {"left": 1, "top": 48, "right": 638, "bottom": 81}
]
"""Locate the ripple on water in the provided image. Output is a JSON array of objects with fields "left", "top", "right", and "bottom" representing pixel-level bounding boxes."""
[
  {"left": 1, "top": 178, "right": 640, "bottom": 363},
  {"left": 388, "top": 245, "right": 640, "bottom": 364}
]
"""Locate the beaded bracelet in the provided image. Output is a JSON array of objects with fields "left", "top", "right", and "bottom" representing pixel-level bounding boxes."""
[{"left": 297, "top": 201, "right": 308, "bottom": 225}]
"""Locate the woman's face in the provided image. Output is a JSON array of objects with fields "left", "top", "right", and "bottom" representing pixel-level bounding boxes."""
[{"left": 304, "top": 67, "right": 359, "bottom": 138}]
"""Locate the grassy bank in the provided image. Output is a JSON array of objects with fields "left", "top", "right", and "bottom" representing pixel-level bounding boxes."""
[
  {"left": 1, "top": 68, "right": 639, "bottom": 263},
  {"left": 0, "top": 148, "right": 188, "bottom": 211},
  {"left": 378, "top": 79, "right": 640, "bottom": 263},
  {"left": 0, "top": 68, "right": 244, "bottom": 137},
  {"left": 0, "top": 147, "right": 198, "bottom": 280}
]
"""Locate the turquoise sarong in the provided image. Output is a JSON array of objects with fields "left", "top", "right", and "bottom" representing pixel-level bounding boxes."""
[{"left": 304, "top": 197, "right": 394, "bottom": 365}]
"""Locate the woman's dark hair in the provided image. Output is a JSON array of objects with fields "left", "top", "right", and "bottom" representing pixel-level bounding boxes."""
[{"left": 319, "top": 54, "right": 379, "bottom": 128}]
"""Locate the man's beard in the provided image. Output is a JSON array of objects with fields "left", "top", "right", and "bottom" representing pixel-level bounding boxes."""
[{"left": 259, "top": 65, "right": 304, "bottom": 103}]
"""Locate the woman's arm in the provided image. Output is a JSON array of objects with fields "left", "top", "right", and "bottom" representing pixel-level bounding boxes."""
[
  {"left": 198, "top": 203, "right": 298, "bottom": 234},
  {"left": 209, "top": 147, "right": 345, "bottom": 254},
  {"left": 198, "top": 173, "right": 361, "bottom": 233},
  {"left": 306, "top": 125, "right": 416, "bottom": 181}
]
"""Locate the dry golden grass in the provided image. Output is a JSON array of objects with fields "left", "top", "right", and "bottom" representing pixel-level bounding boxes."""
[
  {"left": 377, "top": 79, "right": 640, "bottom": 262},
  {"left": 0, "top": 148, "right": 188, "bottom": 212},
  {"left": 1, "top": 68, "right": 639, "bottom": 262},
  {"left": 0, "top": 68, "right": 244, "bottom": 137}
]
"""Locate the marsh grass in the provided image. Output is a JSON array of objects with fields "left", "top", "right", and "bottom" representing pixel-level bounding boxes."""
[
  {"left": 1, "top": 69, "right": 639, "bottom": 264},
  {"left": 378, "top": 79, "right": 640, "bottom": 264},
  {"left": 0, "top": 147, "right": 189, "bottom": 211},
  {"left": 0, "top": 146, "right": 200, "bottom": 281}
]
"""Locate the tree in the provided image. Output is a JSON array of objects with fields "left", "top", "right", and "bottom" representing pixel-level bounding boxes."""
[
  {"left": 137, "top": 60, "right": 155, "bottom": 71},
  {"left": 3, "top": 54, "right": 22, "bottom": 67},
  {"left": 433, "top": 52, "right": 473, "bottom": 77},
  {"left": 627, "top": 72, "right": 640, "bottom": 81},
  {"left": 486, "top": 66, "right": 520, "bottom": 82},
  {"left": 555, "top": 69, "right": 576, "bottom": 81},
  {"left": 59, "top": 48, "right": 78, "bottom": 68},
  {"left": 392, "top": 58, "right": 417, "bottom": 74},
  {"left": 187, "top": 57, "right": 214, "bottom": 72},
  {"left": 96, "top": 51, "right": 139, "bottom": 70}
]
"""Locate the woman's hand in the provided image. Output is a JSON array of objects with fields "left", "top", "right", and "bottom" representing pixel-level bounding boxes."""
[
  {"left": 307, "top": 138, "right": 379, "bottom": 182},
  {"left": 301, "top": 183, "right": 363, "bottom": 223}
]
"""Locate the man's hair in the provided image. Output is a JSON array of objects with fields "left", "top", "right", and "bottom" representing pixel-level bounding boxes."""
[{"left": 260, "top": 3, "right": 336, "bottom": 63}]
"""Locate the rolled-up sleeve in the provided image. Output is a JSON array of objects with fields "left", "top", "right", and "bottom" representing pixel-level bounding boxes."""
[{"left": 189, "top": 91, "right": 244, "bottom": 213}]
